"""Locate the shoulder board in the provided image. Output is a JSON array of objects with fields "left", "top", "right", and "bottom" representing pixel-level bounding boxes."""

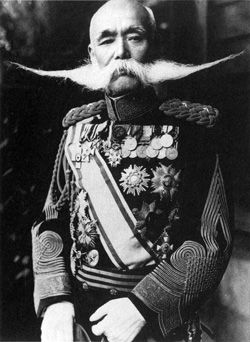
[
  {"left": 62, "top": 100, "right": 106, "bottom": 128},
  {"left": 159, "top": 98, "right": 219, "bottom": 128}
]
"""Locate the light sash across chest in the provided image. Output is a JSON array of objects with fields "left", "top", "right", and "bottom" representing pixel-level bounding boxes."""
[{"left": 65, "top": 123, "right": 154, "bottom": 270}]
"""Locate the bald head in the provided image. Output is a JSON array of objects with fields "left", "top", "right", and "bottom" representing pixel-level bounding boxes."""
[
  {"left": 88, "top": 0, "right": 157, "bottom": 95},
  {"left": 89, "top": 0, "right": 156, "bottom": 45}
]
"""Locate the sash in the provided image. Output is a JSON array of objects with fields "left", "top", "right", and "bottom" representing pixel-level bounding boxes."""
[{"left": 65, "top": 123, "right": 155, "bottom": 270}]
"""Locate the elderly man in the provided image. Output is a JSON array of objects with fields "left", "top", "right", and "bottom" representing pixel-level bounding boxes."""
[{"left": 31, "top": 1, "right": 233, "bottom": 341}]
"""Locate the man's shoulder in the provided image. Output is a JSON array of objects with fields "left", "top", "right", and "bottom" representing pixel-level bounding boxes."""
[
  {"left": 61, "top": 97, "right": 220, "bottom": 131},
  {"left": 157, "top": 98, "right": 225, "bottom": 158},
  {"left": 62, "top": 100, "right": 107, "bottom": 129},
  {"left": 158, "top": 98, "right": 220, "bottom": 128}
]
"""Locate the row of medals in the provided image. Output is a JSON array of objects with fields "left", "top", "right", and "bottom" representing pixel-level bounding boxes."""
[
  {"left": 113, "top": 125, "right": 179, "bottom": 160},
  {"left": 72, "top": 125, "right": 179, "bottom": 168}
]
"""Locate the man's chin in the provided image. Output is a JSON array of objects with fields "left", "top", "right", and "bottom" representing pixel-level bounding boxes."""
[{"left": 106, "top": 76, "right": 141, "bottom": 97}]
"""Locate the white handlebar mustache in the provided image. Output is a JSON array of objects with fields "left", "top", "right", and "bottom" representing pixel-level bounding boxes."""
[{"left": 11, "top": 51, "right": 243, "bottom": 90}]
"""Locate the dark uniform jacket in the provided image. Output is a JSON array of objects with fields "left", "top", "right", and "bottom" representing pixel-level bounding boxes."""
[{"left": 31, "top": 88, "right": 233, "bottom": 339}]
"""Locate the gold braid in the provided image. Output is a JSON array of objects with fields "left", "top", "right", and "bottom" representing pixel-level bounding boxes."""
[
  {"left": 62, "top": 98, "right": 219, "bottom": 128},
  {"left": 49, "top": 131, "right": 71, "bottom": 211}
]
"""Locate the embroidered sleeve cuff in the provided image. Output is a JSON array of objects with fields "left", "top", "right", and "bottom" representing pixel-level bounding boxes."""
[
  {"left": 34, "top": 273, "right": 72, "bottom": 317},
  {"left": 131, "top": 252, "right": 229, "bottom": 337}
]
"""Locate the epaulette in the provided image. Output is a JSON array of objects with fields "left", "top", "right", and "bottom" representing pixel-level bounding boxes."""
[
  {"left": 62, "top": 99, "right": 219, "bottom": 129},
  {"left": 159, "top": 98, "right": 219, "bottom": 128},
  {"left": 62, "top": 100, "right": 107, "bottom": 128}
]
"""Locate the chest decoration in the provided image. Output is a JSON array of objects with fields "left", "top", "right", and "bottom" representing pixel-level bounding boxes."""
[
  {"left": 104, "top": 124, "right": 179, "bottom": 163},
  {"left": 71, "top": 123, "right": 179, "bottom": 167},
  {"left": 151, "top": 164, "right": 181, "bottom": 200},
  {"left": 70, "top": 190, "right": 100, "bottom": 270},
  {"left": 120, "top": 165, "right": 150, "bottom": 196},
  {"left": 67, "top": 121, "right": 183, "bottom": 270},
  {"left": 70, "top": 122, "right": 180, "bottom": 197}
]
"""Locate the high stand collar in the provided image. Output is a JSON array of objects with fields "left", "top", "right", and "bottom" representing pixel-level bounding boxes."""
[{"left": 105, "top": 87, "right": 160, "bottom": 123}]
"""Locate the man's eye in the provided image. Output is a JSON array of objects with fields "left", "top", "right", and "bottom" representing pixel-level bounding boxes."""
[
  {"left": 100, "top": 38, "right": 114, "bottom": 45},
  {"left": 128, "top": 35, "right": 143, "bottom": 42}
]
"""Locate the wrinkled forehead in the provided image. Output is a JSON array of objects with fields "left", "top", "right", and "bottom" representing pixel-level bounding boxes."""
[{"left": 89, "top": 1, "right": 152, "bottom": 44}]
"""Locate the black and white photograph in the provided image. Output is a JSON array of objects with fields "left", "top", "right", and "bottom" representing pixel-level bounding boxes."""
[{"left": 1, "top": 0, "right": 250, "bottom": 341}]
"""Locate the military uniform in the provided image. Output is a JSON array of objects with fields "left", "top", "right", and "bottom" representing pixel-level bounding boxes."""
[{"left": 32, "top": 88, "right": 232, "bottom": 341}]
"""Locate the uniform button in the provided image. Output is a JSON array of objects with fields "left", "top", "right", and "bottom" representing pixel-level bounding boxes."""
[
  {"left": 82, "top": 282, "right": 89, "bottom": 291},
  {"left": 110, "top": 288, "right": 118, "bottom": 296}
]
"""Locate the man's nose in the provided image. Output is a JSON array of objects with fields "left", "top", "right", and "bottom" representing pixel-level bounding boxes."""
[{"left": 114, "top": 38, "right": 130, "bottom": 59}]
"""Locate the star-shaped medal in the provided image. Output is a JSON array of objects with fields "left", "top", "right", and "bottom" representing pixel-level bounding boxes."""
[
  {"left": 151, "top": 164, "right": 181, "bottom": 200},
  {"left": 119, "top": 165, "right": 150, "bottom": 196}
]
